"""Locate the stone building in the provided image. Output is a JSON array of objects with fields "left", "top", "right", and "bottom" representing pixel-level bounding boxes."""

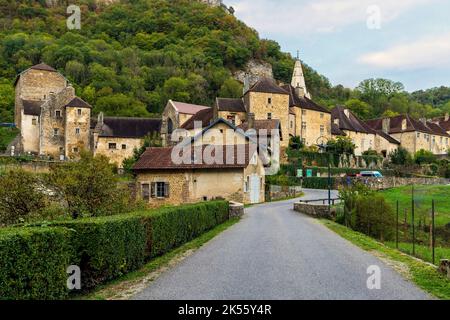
[
  {"left": 366, "top": 115, "right": 450, "bottom": 155},
  {"left": 133, "top": 145, "right": 266, "bottom": 206},
  {"left": 162, "top": 57, "right": 331, "bottom": 154},
  {"left": 331, "top": 106, "right": 400, "bottom": 157},
  {"left": 13, "top": 63, "right": 162, "bottom": 167}
]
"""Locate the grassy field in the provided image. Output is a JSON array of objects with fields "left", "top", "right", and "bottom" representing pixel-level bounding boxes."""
[
  {"left": 322, "top": 220, "right": 450, "bottom": 300},
  {"left": 385, "top": 242, "right": 450, "bottom": 265},
  {"left": 381, "top": 185, "right": 450, "bottom": 227}
]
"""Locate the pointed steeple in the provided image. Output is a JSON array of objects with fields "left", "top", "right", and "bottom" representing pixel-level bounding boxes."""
[{"left": 291, "top": 52, "right": 311, "bottom": 99}]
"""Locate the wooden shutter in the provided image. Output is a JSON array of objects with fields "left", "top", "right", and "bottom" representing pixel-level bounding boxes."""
[
  {"left": 142, "top": 184, "right": 150, "bottom": 201},
  {"left": 151, "top": 183, "right": 156, "bottom": 198},
  {"left": 164, "top": 183, "right": 170, "bottom": 198}
]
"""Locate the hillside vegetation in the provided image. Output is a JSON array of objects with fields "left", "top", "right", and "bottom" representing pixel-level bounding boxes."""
[{"left": 0, "top": 0, "right": 449, "bottom": 123}]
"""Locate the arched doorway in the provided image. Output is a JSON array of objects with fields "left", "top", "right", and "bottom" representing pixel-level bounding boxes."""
[{"left": 167, "top": 118, "right": 174, "bottom": 135}]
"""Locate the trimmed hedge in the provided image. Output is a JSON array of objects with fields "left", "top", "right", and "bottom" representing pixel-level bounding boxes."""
[
  {"left": 0, "top": 201, "right": 230, "bottom": 299},
  {"left": 0, "top": 227, "right": 75, "bottom": 300}
]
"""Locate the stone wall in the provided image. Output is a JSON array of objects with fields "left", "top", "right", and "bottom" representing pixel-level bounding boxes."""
[
  {"left": 336, "top": 176, "right": 450, "bottom": 190},
  {"left": 94, "top": 136, "right": 143, "bottom": 168},
  {"left": 297, "top": 108, "right": 331, "bottom": 148},
  {"left": 65, "top": 106, "right": 91, "bottom": 159},
  {"left": 294, "top": 202, "right": 335, "bottom": 219},
  {"left": 269, "top": 185, "right": 303, "bottom": 201},
  {"left": 229, "top": 201, "right": 244, "bottom": 218}
]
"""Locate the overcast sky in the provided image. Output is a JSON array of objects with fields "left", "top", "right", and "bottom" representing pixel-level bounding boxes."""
[{"left": 227, "top": 0, "right": 450, "bottom": 92}]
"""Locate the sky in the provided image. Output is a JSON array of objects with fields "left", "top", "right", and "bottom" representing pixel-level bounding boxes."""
[{"left": 226, "top": 0, "right": 450, "bottom": 92}]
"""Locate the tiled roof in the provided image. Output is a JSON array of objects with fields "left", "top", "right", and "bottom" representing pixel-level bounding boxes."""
[
  {"left": 376, "top": 130, "right": 401, "bottom": 145},
  {"left": 237, "top": 119, "right": 281, "bottom": 132},
  {"left": 246, "top": 78, "right": 288, "bottom": 95},
  {"left": 331, "top": 106, "right": 375, "bottom": 134},
  {"left": 171, "top": 101, "right": 210, "bottom": 115},
  {"left": 216, "top": 98, "right": 246, "bottom": 113},
  {"left": 366, "top": 115, "right": 449, "bottom": 137},
  {"left": 22, "top": 100, "right": 44, "bottom": 116},
  {"left": 133, "top": 145, "right": 253, "bottom": 171},
  {"left": 181, "top": 108, "right": 214, "bottom": 130},
  {"left": 438, "top": 119, "right": 450, "bottom": 131},
  {"left": 282, "top": 84, "right": 330, "bottom": 114},
  {"left": 66, "top": 97, "right": 92, "bottom": 109},
  {"left": 29, "top": 63, "right": 57, "bottom": 72},
  {"left": 331, "top": 123, "right": 346, "bottom": 136},
  {"left": 98, "top": 117, "right": 162, "bottom": 138}
]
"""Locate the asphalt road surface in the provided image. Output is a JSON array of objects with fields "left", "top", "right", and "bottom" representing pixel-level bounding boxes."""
[{"left": 133, "top": 189, "right": 431, "bottom": 300}]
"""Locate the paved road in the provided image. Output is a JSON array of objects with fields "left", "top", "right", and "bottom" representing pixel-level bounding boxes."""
[{"left": 133, "top": 189, "right": 431, "bottom": 300}]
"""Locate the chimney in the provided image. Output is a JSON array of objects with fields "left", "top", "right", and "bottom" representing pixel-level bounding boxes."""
[
  {"left": 295, "top": 86, "right": 305, "bottom": 98},
  {"left": 419, "top": 117, "right": 427, "bottom": 125},
  {"left": 445, "top": 113, "right": 449, "bottom": 122},
  {"left": 382, "top": 118, "right": 390, "bottom": 134},
  {"left": 247, "top": 113, "right": 255, "bottom": 129},
  {"left": 333, "top": 118, "right": 340, "bottom": 126},
  {"left": 343, "top": 109, "right": 350, "bottom": 118},
  {"left": 243, "top": 74, "right": 250, "bottom": 95},
  {"left": 98, "top": 112, "right": 104, "bottom": 127},
  {"left": 213, "top": 101, "right": 219, "bottom": 121}
]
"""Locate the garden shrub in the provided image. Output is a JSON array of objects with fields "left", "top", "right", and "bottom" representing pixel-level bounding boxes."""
[{"left": 0, "top": 227, "right": 75, "bottom": 300}]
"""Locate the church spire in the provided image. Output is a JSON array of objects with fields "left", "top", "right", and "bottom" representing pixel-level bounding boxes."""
[{"left": 291, "top": 52, "right": 311, "bottom": 99}]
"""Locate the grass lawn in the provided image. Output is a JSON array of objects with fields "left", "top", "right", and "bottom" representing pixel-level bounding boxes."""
[
  {"left": 381, "top": 185, "right": 450, "bottom": 227},
  {"left": 385, "top": 242, "right": 450, "bottom": 265},
  {"left": 75, "top": 217, "right": 241, "bottom": 300},
  {"left": 0, "top": 127, "right": 19, "bottom": 152},
  {"left": 322, "top": 220, "right": 450, "bottom": 300}
]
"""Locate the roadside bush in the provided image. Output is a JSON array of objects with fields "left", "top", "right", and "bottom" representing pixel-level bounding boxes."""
[
  {"left": 53, "top": 215, "right": 147, "bottom": 289},
  {"left": 1, "top": 200, "right": 230, "bottom": 298},
  {"left": 302, "top": 177, "right": 335, "bottom": 189},
  {"left": 0, "top": 169, "right": 47, "bottom": 226},
  {"left": 142, "top": 201, "right": 229, "bottom": 257},
  {"left": 0, "top": 227, "right": 75, "bottom": 300},
  {"left": 414, "top": 149, "right": 437, "bottom": 165},
  {"left": 46, "top": 152, "right": 132, "bottom": 218},
  {"left": 389, "top": 147, "right": 412, "bottom": 166}
]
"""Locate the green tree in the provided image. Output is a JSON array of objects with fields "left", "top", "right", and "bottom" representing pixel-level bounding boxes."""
[
  {"left": 46, "top": 152, "right": 131, "bottom": 218},
  {"left": 327, "top": 137, "right": 356, "bottom": 155},
  {"left": 345, "top": 99, "right": 373, "bottom": 119},
  {"left": 123, "top": 132, "right": 163, "bottom": 174},
  {"left": 0, "top": 169, "right": 47, "bottom": 226},
  {"left": 414, "top": 149, "right": 437, "bottom": 165},
  {"left": 389, "top": 147, "right": 412, "bottom": 165},
  {"left": 218, "top": 78, "right": 243, "bottom": 98}
]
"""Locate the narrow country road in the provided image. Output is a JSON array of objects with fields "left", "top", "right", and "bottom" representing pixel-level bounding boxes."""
[{"left": 133, "top": 189, "right": 431, "bottom": 300}]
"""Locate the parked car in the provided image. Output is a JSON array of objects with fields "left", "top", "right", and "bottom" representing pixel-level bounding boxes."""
[{"left": 360, "top": 171, "right": 383, "bottom": 178}]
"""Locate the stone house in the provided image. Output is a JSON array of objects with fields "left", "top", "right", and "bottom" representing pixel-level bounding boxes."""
[
  {"left": 331, "top": 106, "right": 386, "bottom": 156},
  {"left": 13, "top": 63, "right": 162, "bottom": 167},
  {"left": 366, "top": 115, "right": 450, "bottom": 155},
  {"left": 133, "top": 145, "right": 266, "bottom": 206},
  {"left": 91, "top": 114, "right": 162, "bottom": 168}
]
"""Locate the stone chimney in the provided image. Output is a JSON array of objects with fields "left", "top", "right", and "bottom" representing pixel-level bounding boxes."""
[
  {"left": 98, "top": 112, "right": 104, "bottom": 127},
  {"left": 445, "top": 113, "right": 449, "bottom": 122},
  {"left": 243, "top": 74, "right": 250, "bottom": 95},
  {"left": 213, "top": 101, "right": 219, "bottom": 121},
  {"left": 295, "top": 86, "right": 305, "bottom": 98},
  {"left": 419, "top": 117, "right": 427, "bottom": 125},
  {"left": 382, "top": 118, "right": 390, "bottom": 134},
  {"left": 343, "top": 109, "right": 350, "bottom": 118},
  {"left": 247, "top": 113, "right": 255, "bottom": 129},
  {"left": 333, "top": 118, "right": 340, "bottom": 126}
]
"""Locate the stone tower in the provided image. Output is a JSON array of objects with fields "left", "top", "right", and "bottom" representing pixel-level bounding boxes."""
[{"left": 291, "top": 55, "right": 311, "bottom": 99}]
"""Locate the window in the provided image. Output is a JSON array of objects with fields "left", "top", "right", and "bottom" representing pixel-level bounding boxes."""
[
  {"left": 417, "top": 133, "right": 420, "bottom": 139},
  {"left": 152, "top": 182, "right": 169, "bottom": 198},
  {"left": 320, "top": 125, "right": 325, "bottom": 135},
  {"left": 75, "top": 128, "right": 80, "bottom": 135},
  {"left": 446, "top": 138, "right": 449, "bottom": 146},
  {"left": 59, "top": 147, "right": 64, "bottom": 153},
  {"left": 267, "top": 113, "right": 272, "bottom": 120},
  {"left": 320, "top": 113, "right": 324, "bottom": 119},
  {"left": 109, "top": 143, "right": 117, "bottom": 150},
  {"left": 53, "top": 128, "right": 59, "bottom": 136},
  {"left": 290, "top": 121, "right": 293, "bottom": 129},
  {"left": 55, "top": 110, "right": 61, "bottom": 118},
  {"left": 142, "top": 184, "right": 150, "bottom": 201},
  {"left": 77, "top": 109, "right": 82, "bottom": 116},
  {"left": 32, "top": 118, "right": 37, "bottom": 126},
  {"left": 244, "top": 176, "right": 249, "bottom": 193},
  {"left": 73, "top": 147, "right": 79, "bottom": 153},
  {"left": 302, "top": 122, "right": 307, "bottom": 131},
  {"left": 122, "top": 144, "right": 127, "bottom": 150},
  {"left": 268, "top": 98, "right": 272, "bottom": 104},
  {"left": 302, "top": 110, "right": 307, "bottom": 116}
]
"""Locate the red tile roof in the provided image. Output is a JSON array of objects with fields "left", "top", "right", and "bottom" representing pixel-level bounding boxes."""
[
  {"left": 133, "top": 145, "right": 254, "bottom": 171},
  {"left": 171, "top": 101, "right": 210, "bottom": 115},
  {"left": 181, "top": 108, "right": 214, "bottom": 130},
  {"left": 246, "top": 78, "right": 288, "bottom": 95}
]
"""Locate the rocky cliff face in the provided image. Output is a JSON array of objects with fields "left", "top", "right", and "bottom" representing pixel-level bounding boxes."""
[{"left": 234, "top": 59, "right": 274, "bottom": 87}]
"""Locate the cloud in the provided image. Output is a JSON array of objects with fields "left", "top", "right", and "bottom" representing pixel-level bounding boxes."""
[
  {"left": 229, "top": 0, "right": 438, "bottom": 35},
  {"left": 358, "top": 32, "right": 450, "bottom": 70}
]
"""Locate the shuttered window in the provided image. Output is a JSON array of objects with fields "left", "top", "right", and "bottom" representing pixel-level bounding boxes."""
[
  {"left": 142, "top": 184, "right": 150, "bottom": 201},
  {"left": 150, "top": 182, "right": 170, "bottom": 199}
]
